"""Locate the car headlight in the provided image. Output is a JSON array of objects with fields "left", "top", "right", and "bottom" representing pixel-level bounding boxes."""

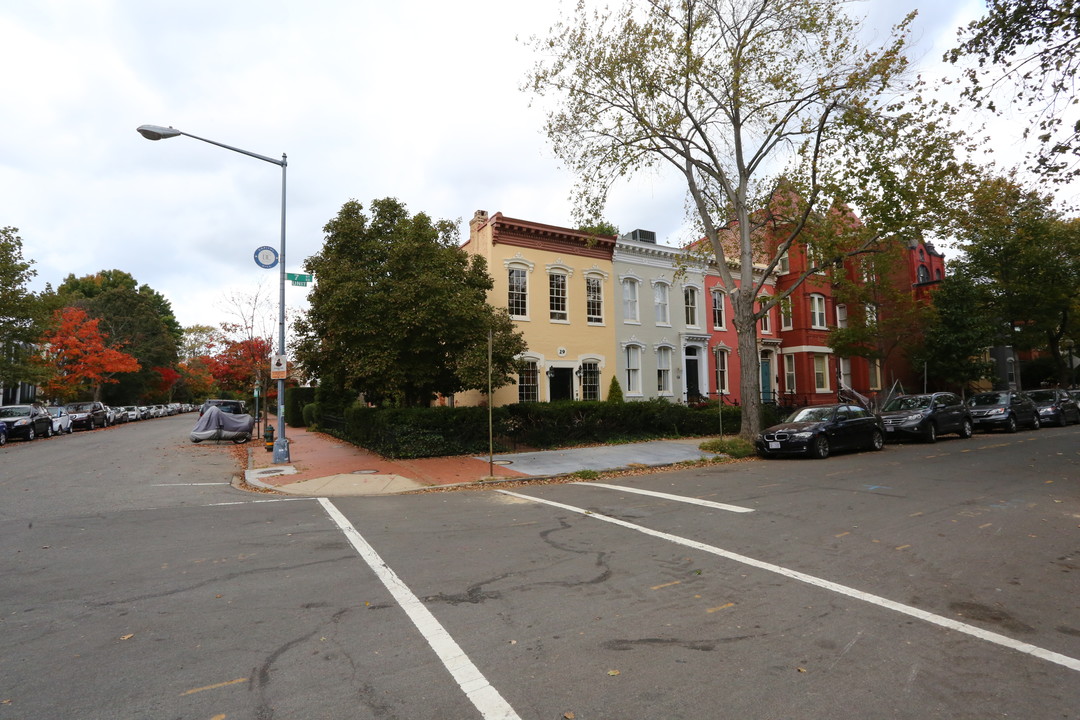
[
  {"left": 903, "top": 413, "right": 924, "bottom": 424},
  {"left": 791, "top": 431, "right": 813, "bottom": 439},
  {"left": 14, "top": 418, "right": 29, "bottom": 426},
  {"left": 986, "top": 408, "right": 1004, "bottom": 416}
]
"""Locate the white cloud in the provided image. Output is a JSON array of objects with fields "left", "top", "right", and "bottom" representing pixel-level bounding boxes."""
[{"left": 1, "top": 0, "right": 1073, "bottom": 333}]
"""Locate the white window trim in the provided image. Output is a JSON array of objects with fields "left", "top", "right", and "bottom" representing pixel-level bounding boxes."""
[
  {"left": 654, "top": 343, "right": 675, "bottom": 397},
  {"left": 622, "top": 277, "right": 641, "bottom": 325},
  {"left": 813, "top": 354, "right": 831, "bottom": 392},
  {"left": 504, "top": 257, "right": 535, "bottom": 321},
  {"left": 652, "top": 280, "right": 671, "bottom": 327},
  {"left": 624, "top": 343, "right": 643, "bottom": 396},
  {"left": 585, "top": 273, "right": 605, "bottom": 326},
  {"left": 711, "top": 288, "right": 726, "bottom": 330},
  {"left": 784, "top": 353, "right": 796, "bottom": 393},
  {"left": 810, "top": 294, "right": 827, "bottom": 330},
  {"left": 683, "top": 284, "right": 702, "bottom": 329},
  {"left": 548, "top": 271, "right": 569, "bottom": 324}
]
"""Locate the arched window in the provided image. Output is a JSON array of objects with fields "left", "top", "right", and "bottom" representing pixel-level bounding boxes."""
[{"left": 917, "top": 265, "right": 930, "bottom": 283}]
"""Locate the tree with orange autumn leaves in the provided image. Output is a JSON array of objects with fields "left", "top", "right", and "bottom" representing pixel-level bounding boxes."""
[{"left": 36, "top": 306, "right": 141, "bottom": 403}]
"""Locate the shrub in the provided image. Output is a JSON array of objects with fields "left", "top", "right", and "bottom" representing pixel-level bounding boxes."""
[
  {"left": 284, "top": 386, "right": 317, "bottom": 427},
  {"left": 699, "top": 436, "right": 756, "bottom": 458},
  {"left": 606, "top": 376, "right": 624, "bottom": 403}
]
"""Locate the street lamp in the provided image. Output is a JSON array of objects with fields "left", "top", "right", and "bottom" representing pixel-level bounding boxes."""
[{"left": 137, "top": 124, "right": 291, "bottom": 463}]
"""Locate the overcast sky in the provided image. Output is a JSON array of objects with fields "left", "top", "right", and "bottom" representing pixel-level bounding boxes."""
[{"left": 0, "top": 0, "right": 1058, "bottom": 334}]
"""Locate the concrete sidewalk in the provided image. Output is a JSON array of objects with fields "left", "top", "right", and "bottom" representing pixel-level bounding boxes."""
[{"left": 241, "top": 424, "right": 720, "bottom": 496}]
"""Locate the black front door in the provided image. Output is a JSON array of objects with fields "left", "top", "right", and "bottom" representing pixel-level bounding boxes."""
[
  {"left": 550, "top": 368, "right": 574, "bottom": 401},
  {"left": 685, "top": 347, "right": 701, "bottom": 400}
]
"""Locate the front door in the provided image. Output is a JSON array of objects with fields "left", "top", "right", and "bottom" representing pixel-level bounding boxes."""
[
  {"left": 760, "top": 352, "right": 773, "bottom": 402},
  {"left": 685, "top": 347, "right": 701, "bottom": 401},
  {"left": 550, "top": 367, "right": 574, "bottom": 401}
]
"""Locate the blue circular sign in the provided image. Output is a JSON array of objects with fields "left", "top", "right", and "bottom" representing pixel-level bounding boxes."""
[{"left": 254, "top": 246, "right": 279, "bottom": 269}]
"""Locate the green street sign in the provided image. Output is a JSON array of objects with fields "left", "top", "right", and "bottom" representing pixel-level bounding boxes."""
[{"left": 286, "top": 273, "right": 313, "bottom": 287}]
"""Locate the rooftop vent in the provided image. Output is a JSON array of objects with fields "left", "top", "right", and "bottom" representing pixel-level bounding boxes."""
[{"left": 626, "top": 229, "right": 656, "bottom": 244}]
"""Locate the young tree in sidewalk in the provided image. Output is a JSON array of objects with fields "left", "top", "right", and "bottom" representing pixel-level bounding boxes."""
[
  {"left": 294, "top": 198, "right": 527, "bottom": 407},
  {"left": 526, "top": 0, "right": 970, "bottom": 438},
  {"left": 36, "top": 306, "right": 141, "bottom": 403}
]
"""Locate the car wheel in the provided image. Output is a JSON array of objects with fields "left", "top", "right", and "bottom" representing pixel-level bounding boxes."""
[
  {"left": 88, "top": 419, "right": 95, "bottom": 431},
  {"left": 43, "top": 424, "right": 52, "bottom": 439},
  {"left": 1005, "top": 414, "right": 1018, "bottom": 433},
  {"left": 959, "top": 419, "right": 973, "bottom": 439},
  {"left": 870, "top": 429, "right": 884, "bottom": 451},
  {"left": 924, "top": 423, "right": 937, "bottom": 443},
  {"left": 1030, "top": 414, "right": 1040, "bottom": 430},
  {"left": 1057, "top": 412, "right": 1068, "bottom": 427},
  {"left": 809, "top": 434, "right": 830, "bottom": 459},
  {"left": 26, "top": 427, "right": 35, "bottom": 441},
  {"left": 0, "top": 432, "right": 6, "bottom": 446}
]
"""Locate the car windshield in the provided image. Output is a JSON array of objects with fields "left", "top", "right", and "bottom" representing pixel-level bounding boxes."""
[
  {"left": 882, "top": 396, "right": 932, "bottom": 411},
  {"left": 1025, "top": 390, "right": 1057, "bottom": 402},
  {"left": 2, "top": 406, "right": 31, "bottom": 417},
  {"left": 48, "top": 407, "right": 63, "bottom": 416},
  {"left": 67, "top": 403, "right": 93, "bottom": 412},
  {"left": 787, "top": 407, "right": 834, "bottom": 423},
  {"left": 969, "top": 393, "right": 1008, "bottom": 407}
]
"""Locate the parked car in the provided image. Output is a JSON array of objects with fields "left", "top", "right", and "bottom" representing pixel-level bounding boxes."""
[
  {"left": 1023, "top": 388, "right": 1080, "bottom": 427},
  {"left": 756, "top": 403, "right": 885, "bottom": 459},
  {"left": 47, "top": 406, "right": 73, "bottom": 435},
  {"left": 138, "top": 405, "right": 151, "bottom": 420},
  {"left": 0, "top": 404, "right": 54, "bottom": 440},
  {"left": 109, "top": 405, "right": 129, "bottom": 424},
  {"left": 121, "top": 405, "right": 140, "bottom": 422},
  {"left": 65, "top": 401, "right": 109, "bottom": 430},
  {"left": 200, "top": 399, "right": 247, "bottom": 416},
  {"left": 967, "top": 391, "right": 1041, "bottom": 433},
  {"left": 879, "top": 392, "right": 973, "bottom": 442}
]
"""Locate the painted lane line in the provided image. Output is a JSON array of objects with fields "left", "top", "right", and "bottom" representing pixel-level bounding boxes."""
[
  {"left": 154, "top": 482, "right": 231, "bottom": 486},
  {"left": 202, "top": 498, "right": 313, "bottom": 507},
  {"left": 497, "top": 489, "right": 1080, "bottom": 674},
  {"left": 574, "top": 482, "right": 754, "bottom": 513},
  {"left": 317, "top": 498, "right": 520, "bottom": 720}
]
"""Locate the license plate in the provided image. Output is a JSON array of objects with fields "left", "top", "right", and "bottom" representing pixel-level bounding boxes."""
[
  {"left": 885, "top": 426, "right": 895, "bottom": 432},
  {"left": 769, "top": 441, "right": 780, "bottom": 449}
]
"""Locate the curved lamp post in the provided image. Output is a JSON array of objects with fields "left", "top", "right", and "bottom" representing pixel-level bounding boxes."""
[{"left": 137, "top": 124, "right": 290, "bottom": 463}]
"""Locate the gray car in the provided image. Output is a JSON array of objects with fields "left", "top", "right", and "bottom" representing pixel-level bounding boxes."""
[
  {"left": 967, "top": 391, "right": 1041, "bottom": 433},
  {"left": 1024, "top": 388, "right": 1080, "bottom": 427},
  {"left": 879, "top": 392, "right": 974, "bottom": 443}
]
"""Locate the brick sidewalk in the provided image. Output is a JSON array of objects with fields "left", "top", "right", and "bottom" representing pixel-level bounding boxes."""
[{"left": 247, "top": 422, "right": 528, "bottom": 490}]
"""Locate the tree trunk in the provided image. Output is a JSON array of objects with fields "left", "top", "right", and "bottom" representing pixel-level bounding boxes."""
[{"left": 732, "top": 289, "right": 762, "bottom": 439}]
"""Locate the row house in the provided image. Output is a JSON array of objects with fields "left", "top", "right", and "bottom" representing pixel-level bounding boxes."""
[
  {"left": 614, "top": 229, "right": 776, "bottom": 404},
  {"left": 460, "top": 209, "right": 941, "bottom": 408},
  {"left": 457, "top": 210, "right": 616, "bottom": 406}
]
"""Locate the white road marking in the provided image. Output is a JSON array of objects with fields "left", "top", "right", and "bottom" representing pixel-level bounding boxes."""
[
  {"left": 154, "top": 482, "right": 231, "bottom": 486},
  {"left": 498, "top": 489, "right": 1080, "bottom": 674},
  {"left": 317, "top": 498, "right": 520, "bottom": 720},
  {"left": 574, "top": 482, "right": 754, "bottom": 513}
]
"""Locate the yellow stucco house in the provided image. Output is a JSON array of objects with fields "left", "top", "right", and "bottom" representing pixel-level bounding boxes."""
[{"left": 456, "top": 210, "right": 617, "bottom": 406}]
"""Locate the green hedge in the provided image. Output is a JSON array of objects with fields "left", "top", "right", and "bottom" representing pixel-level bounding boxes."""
[
  {"left": 284, "top": 386, "right": 318, "bottom": 427},
  {"left": 303, "top": 398, "right": 749, "bottom": 459}
]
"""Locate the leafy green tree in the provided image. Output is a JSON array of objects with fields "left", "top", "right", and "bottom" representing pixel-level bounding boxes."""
[
  {"left": 948, "top": 0, "right": 1080, "bottom": 181},
  {"left": 0, "top": 227, "right": 55, "bottom": 389},
  {"left": 526, "top": 0, "right": 970, "bottom": 438},
  {"left": 916, "top": 272, "right": 997, "bottom": 393},
  {"left": 58, "top": 270, "right": 182, "bottom": 403},
  {"left": 294, "top": 198, "right": 528, "bottom": 407},
  {"left": 827, "top": 243, "right": 934, "bottom": 381},
  {"left": 948, "top": 173, "right": 1080, "bottom": 383}
]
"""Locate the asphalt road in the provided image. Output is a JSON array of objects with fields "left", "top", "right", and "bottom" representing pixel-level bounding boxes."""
[{"left": 1, "top": 415, "right": 1078, "bottom": 719}]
